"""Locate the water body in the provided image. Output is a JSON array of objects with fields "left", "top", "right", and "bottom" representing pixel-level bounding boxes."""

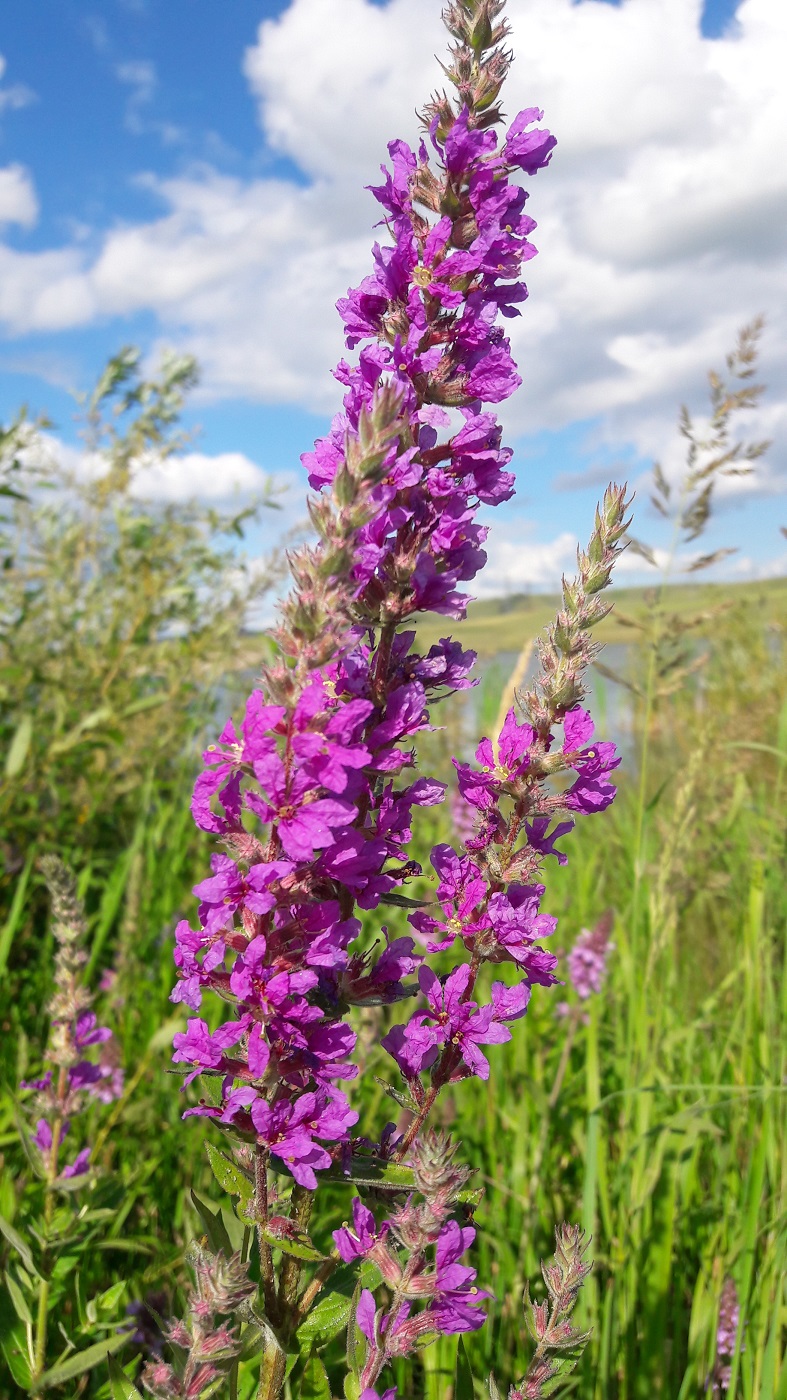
[{"left": 454, "top": 642, "right": 640, "bottom": 768}]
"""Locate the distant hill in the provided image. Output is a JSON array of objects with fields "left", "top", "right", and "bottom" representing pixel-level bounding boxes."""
[{"left": 413, "top": 576, "right": 787, "bottom": 656}]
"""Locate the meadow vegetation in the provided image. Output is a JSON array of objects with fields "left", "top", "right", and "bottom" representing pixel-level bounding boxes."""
[{"left": 0, "top": 344, "right": 784, "bottom": 1397}]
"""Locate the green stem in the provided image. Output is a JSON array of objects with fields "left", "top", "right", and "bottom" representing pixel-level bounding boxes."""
[
  {"left": 32, "top": 1080, "right": 65, "bottom": 1389},
  {"left": 257, "top": 1343, "right": 287, "bottom": 1400}
]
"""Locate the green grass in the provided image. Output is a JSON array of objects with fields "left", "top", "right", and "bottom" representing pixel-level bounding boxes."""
[{"left": 1, "top": 591, "right": 785, "bottom": 1397}]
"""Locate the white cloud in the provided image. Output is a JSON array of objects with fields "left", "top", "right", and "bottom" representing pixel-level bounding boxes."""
[
  {"left": 132, "top": 449, "right": 272, "bottom": 502},
  {"left": 116, "top": 59, "right": 183, "bottom": 144},
  {"left": 0, "top": 0, "right": 784, "bottom": 494},
  {"left": 0, "top": 54, "right": 35, "bottom": 114},
  {"left": 37, "top": 435, "right": 280, "bottom": 505},
  {"left": 0, "top": 164, "right": 38, "bottom": 228},
  {"left": 478, "top": 525, "right": 578, "bottom": 595}
]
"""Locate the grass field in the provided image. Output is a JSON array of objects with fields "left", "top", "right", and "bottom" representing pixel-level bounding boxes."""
[{"left": 1, "top": 579, "right": 785, "bottom": 1398}]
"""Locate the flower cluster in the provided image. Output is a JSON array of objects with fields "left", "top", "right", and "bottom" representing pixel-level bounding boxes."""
[
  {"left": 142, "top": 1247, "right": 255, "bottom": 1399},
  {"left": 710, "top": 1277, "right": 741, "bottom": 1396},
  {"left": 567, "top": 911, "right": 615, "bottom": 1002},
  {"left": 21, "top": 856, "right": 122, "bottom": 1182},
  {"left": 337, "top": 1132, "right": 487, "bottom": 1391},
  {"left": 169, "top": 0, "right": 568, "bottom": 1192}
]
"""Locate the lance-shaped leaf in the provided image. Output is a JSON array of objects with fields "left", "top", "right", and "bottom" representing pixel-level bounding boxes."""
[
  {"left": 37, "top": 1331, "right": 133, "bottom": 1389},
  {"left": 190, "top": 1190, "right": 233, "bottom": 1256},
  {"left": 205, "top": 1142, "right": 253, "bottom": 1202},
  {"left": 107, "top": 1353, "right": 144, "bottom": 1400},
  {"left": 455, "top": 1336, "right": 474, "bottom": 1400},
  {"left": 0, "top": 1212, "right": 37, "bottom": 1276}
]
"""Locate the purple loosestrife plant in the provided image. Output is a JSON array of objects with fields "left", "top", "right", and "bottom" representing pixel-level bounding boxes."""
[
  {"left": 709, "top": 1277, "right": 741, "bottom": 1396},
  {"left": 162, "top": 3, "right": 627, "bottom": 1397},
  {"left": 6, "top": 857, "right": 128, "bottom": 1393}
]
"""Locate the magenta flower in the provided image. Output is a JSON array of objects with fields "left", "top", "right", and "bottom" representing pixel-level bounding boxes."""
[
  {"left": 61, "top": 1147, "right": 91, "bottom": 1180},
  {"left": 428, "top": 1220, "right": 490, "bottom": 1334},
  {"left": 486, "top": 886, "right": 559, "bottom": 983},
  {"left": 193, "top": 855, "right": 295, "bottom": 937},
  {"left": 333, "top": 1197, "right": 389, "bottom": 1264},
  {"left": 409, "top": 845, "right": 488, "bottom": 952},
  {"left": 502, "top": 107, "right": 558, "bottom": 173},
  {"left": 562, "top": 707, "right": 620, "bottom": 813},
  {"left": 383, "top": 964, "right": 510, "bottom": 1081},
  {"left": 172, "top": 1016, "right": 251, "bottom": 1086},
  {"left": 250, "top": 1090, "right": 358, "bottom": 1190},
  {"left": 246, "top": 755, "right": 355, "bottom": 861}
]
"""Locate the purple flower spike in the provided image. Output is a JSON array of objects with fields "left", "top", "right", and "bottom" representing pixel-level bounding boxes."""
[{"left": 157, "top": 7, "right": 624, "bottom": 1383}]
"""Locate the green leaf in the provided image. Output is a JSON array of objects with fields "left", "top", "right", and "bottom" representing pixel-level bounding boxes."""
[
  {"left": 0, "top": 1210, "right": 37, "bottom": 1275},
  {"left": 299, "top": 1354, "right": 331, "bottom": 1400},
  {"left": 324, "top": 1158, "right": 417, "bottom": 1193},
  {"left": 257, "top": 1218, "right": 327, "bottom": 1262},
  {"left": 95, "top": 1279, "right": 127, "bottom": 1314},
  {"left": 4, "top": 1267, "right": 32, "bottom": 1325},
  {"left": 373, "top": 1077, "right": 416, "bottom": 1113},
  {"left": 205, "top": 1142, "right": 253, "bottom": 1201},
  {"left": 5, "top": 713, "right": 33, "bottom": 779},
  {"left": 0, "top": 848, "right": 36, "bottom": 980},
  {"left": 344, "top": 1377, "right": 361, "bottom": 1400},
  {"left": 190, "top": 1190, "right": 233, "bottom": 1256},
  {"left": 455, "top": 1337, "right": 475, "bottom": 1400},
  {"left": 456, "top": 1185, "right": 484, "bottom": 1210},
  {"left": 37, "top": 1330, "right": 133, "bottom": 1388},
  {"left": 1, "top": 1323, "right": 32, "bottom": 1388},
  {"left": 377, "top": 891, "right": 432, "bottom": 909},
  {"left": 107, "top": 1353, "right": 144, "bottom": 1399},
  {"left": 296, "top": 1290, "right": 354, "bottom": 1354}
]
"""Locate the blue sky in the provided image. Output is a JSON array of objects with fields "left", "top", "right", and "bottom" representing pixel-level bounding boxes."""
[{"left": 0, "top": 0, "right": 784, "bottom": 593}]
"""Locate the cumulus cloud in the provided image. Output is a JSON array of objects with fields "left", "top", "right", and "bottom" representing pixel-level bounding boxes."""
[
  {"left": 39, "top": 435, "right": 280, "bottom": 505},
  {"left": 0, "top": 0, "right": 784, "bottom": 496},
  {"left": 477, "top": 524, "right": 578, "bottom": 595},
  {"left": 132, "top": 449, "right": 272, "bottom": 502},
  {"left": 0, "top": 164, "right": 38, "bottom": 228}
]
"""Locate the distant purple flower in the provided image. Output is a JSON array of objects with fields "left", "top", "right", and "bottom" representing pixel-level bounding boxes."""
[
  {"left": 711, "top": 1277, "right": 741, "bottom": 1395},
  {"left": 567, "top": 915, "right": 614, "bottom": 1000},
  {"left": 33, "top": 1119, "right": 54, "bottom": 1153},
  {"left": 74, "top": 1011, "right": 112, "bottom": 1050}
]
